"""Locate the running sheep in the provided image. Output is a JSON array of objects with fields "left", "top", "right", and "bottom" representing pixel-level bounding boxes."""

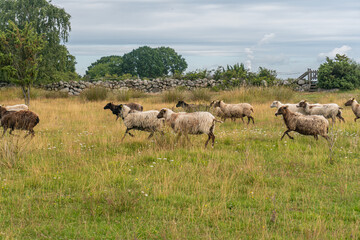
[
  {"left": 275, "top": 105, "right": 329, "bottom": 141},
  {"left": 104, "top": 102, "right": 143, "bottom": 120},
  {"left": 211, "top": 100, "right": 254, "bottom": 124},
  {"left": 0, "top": 104, "right": 29, "bottom": 112},
  {"left": 296, "top": 100, "right": 344, "bottom": 123},
  {"left": 270, "top": 100, "right": 306, "bottom": 114},
  {"left": 0, "top": 106, "right": 39, "bottom": 138},
  {"left": 115, "top": 104, "right": 163, "bottom": 140},
  {"left": 345, "top": 98, "right": 360, "bottom": 122},
  {"left": 157, "top": 108, "right": 222, "bottom": 148}
]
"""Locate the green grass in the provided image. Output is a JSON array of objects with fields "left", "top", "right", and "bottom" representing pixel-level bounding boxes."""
[{"left": 0, "top": 87, "right": 360, "bottom": 239}]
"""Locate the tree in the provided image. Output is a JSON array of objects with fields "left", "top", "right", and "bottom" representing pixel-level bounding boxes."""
[
  {"left": 86, "top": 55, "right": 123, "bottom": 78},
  {"left": 0, "top": 0, "right": 75, "bottom": 82},
  {"left": 0, "top": 21, "right": 45, "bottom": 105},
  {"left": 122, "top": 46, "right": 187, "bottom": 78},
  {"left": 318, "top": 54, "right": 360, "bottom": 90}
]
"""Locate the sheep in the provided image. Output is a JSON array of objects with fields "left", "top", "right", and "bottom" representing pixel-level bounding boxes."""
[
  {"left": 176, "top": 100, "right": 209, "bottom": 112},
  {"left": 345, "top": 98, "right": 360, "bottom": 122},
  {"left": 0, "top": 106, "right": 39, "bottom": 138},
  {"left": 270, "top": 101, "right": 306, "bottom": 115},
  {"left": 275, "top": 105, "right": 329, "bottom": 141},
  {"left": 211, "top": 100, "right": 254, "bottom": 124},
  {"left": 296, "top": 100, "right": 344, "bottom": 123},
  {"left": 212, "top": 107, "right": 226, "bottom": 122},
  {"left": 157, "top": 108, "right": 222, "bottom": 148},
  {"left": 104, "top": 102, "right": 143, "bottom": 120},
  {"left": 115, "top": 104, "right": 163, "bottom": 140},
  {"left": 0, "top": 104, "right": 29, "bottom": 112}
]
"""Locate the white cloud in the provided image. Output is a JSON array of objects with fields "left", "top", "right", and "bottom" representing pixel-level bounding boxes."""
[
  {"left": 318, "top": 45, "right": 352, "bottom": 60},
  {"left": 258, "top": 33, "right": 275, "bottom": 45}
]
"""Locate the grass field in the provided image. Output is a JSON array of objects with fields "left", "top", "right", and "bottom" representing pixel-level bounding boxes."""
[{"left": 0, "top": 86, "right": 360, "bottom": 239}]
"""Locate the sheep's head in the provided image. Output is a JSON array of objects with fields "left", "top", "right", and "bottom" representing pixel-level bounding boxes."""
[
  {"left": 176, "top": 101, "right": 185, "bottom": 108},
  {"left": 0, "top": 106, "right": 7, "bottom": 118},
  {"left": 211, "top": 100, "right": 221, "bottom": 108},
  {"left": 270, "top": 101, "right": 279, "bottom": 108},
  {"left": 296, "top": 100, "right": 307, "bottom": 108},
  {"left": 275, "top": 106, "right": 288, "bottom": 116},
  {"left": 104, "top": 102, "right": 113, "bottom": 110},
  {"left": 113, "top": 104, "right": 124, "bottom": 120},
  {"left": 157, "top": 108, "right": 167, "bottom": 119},
  {"left": 345, "top": 98, "right": 355, "bottom": 106}
]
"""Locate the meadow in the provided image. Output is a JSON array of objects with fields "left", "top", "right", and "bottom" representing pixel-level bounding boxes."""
[{"left": 0, "top": 86, "right": 360, "bottom": 239}]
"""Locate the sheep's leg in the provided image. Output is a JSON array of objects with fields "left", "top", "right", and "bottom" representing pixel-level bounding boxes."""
[
  {"left": 281, "top": 130, "right": 293, "bottom": 140},
  {"left": 204, "top": 132, "right": 215, "bottom": 148},
  {"left": 211, "top": 134, "right": 215, "bottom": 147},
  {"left": 205, "top": 134, "right": 211, "bottom": 148},
  {"left": 322, "top": 134, "right": 330, "bottom": 142},
  {"left": 175, "top": 132, "right": 182, "bottom": 144},
  {"left": 2, "top": 127, "right": 7, "bottom": 137},
  {"left": 24, "top": 129, "right": 35, "bottom": 138},
  {"left": 337, "top": 115, "right": 345, "bottom": 123},
  {"left": 147, "top": 132, "right": 154, "bottom": 139},
  {"left": 250, "top": 116, "right": 255, "bottom": 124},
  {"left": 128, "top": 132, "right": 135, "bottom": 137},
  {"left": 121, "top": 128, "right": 132, "bottom": 141},
  {"left": 240, "top": 117, "right": 244, "bottom": 123}
]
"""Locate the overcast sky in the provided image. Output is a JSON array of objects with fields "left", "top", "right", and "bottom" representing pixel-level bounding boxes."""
[{"left": 52, "top": 0, "right": 360, "bottom": 79}]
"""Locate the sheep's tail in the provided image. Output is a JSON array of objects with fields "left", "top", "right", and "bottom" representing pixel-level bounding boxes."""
[
  {"left": 251, "top": 107, "right": 254, "bottom": 113},
  {"left": 213, "top": 119, "right": 223, "bottom": 124}
]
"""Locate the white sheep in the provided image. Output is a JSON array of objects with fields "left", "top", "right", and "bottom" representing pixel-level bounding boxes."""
[
  {"left": 116, "top": 104, "right": 164, "bottom": 140},
  {"left": 211, "top": 100, "right": 254, "bottom": 124},
  {"left": 296, "top": 100, "right": 344, "bottom": 123},
  {"left": 157, "top": 108, "right": 222, "bottom": 148},
  {"left": 270, "top": 101, "right": 306, "bottom": 115},
  {"left": 1, "top": 104, "right": 29, "bottom": 112}
]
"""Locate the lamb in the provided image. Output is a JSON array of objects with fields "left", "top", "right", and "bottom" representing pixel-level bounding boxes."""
[
  {"left": 115, "top": 104, "right": 163, "bottom": 140},
  {"left": 157, "top": 108, "right": 222, "bottom": 148},
  {"left": 176, "top": 101, "right": 209, "bottom": 112},
  {"left": 345, "top": 98, "right": 360, "bottom": 122},
  {"left": 0, "top": 106, "right": 39, "bottom": 138},
  {"left": 296, "top": 100, "right": 345, "bottom": 123},
  {"left": 211, "top": 100, "right": 254, "bottom": 124},
  {"left": 275, "top": 105, "right": 329, "bottom": 141},
  {"left": 0, "top": 104, "right": 29, "bottom": 112},
  {"left": 270, "top": 101, "right": 306, "bottom": 115},
  {"left": 104, "top": 102, "right": 143, "bottom": 120}
]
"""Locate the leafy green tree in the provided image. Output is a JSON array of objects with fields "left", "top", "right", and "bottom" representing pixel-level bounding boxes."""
[
  {"left": 86, "top": 55, "right": 123, "bottom": 78},
  {"left": 0, "top": 21, "right": 45, "bottom": 105},
  {"left": 256, "top": 67, "right": 278, "bottom": 85},
  {"left": 122, "top": 46, "right": 187, "bottom": 78},
  {"left": 0, "top": 0, "right": 75, "bottom": 82},
  {"left": 318, "top": 54, "right": 360, "bottom": 90}
]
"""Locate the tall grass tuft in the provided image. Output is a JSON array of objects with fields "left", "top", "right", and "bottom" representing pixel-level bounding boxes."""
[
  {"left": 189, "top": 88, "right": 212, "bottom": 102},
  {"left": 44, "top": 91, "right": 69, "bottom": 99},
  {"left": 161, "top": 88, "right": 186, "bottom": 103},
  {"left": 80, "top": 87, "right": 108, "bottom": 101},
  {"left": 115, "top": 90, "right": 131, "bottom": 101},
  {"left": 0, "top": 138, "right": 29, "bottom": 168},
  {"left": 218, "top": 86, "right": 295, "bottom": 103}
]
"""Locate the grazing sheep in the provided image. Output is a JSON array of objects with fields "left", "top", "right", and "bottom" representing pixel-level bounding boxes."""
[
  {"left": 211, "top": 100, "right": 254, "bottom": 124},
  {"left": 176, "top": 100, "right": 209, "bottom": 112},
  {"left": 275, "top": 105, "right": 329, "bottom": 141},
  {"left": 104, "top": 102, "right": 143, "bottom": 120},
  {"left": 296, "top": 100, "right": 344, "bottom": 123},
  {"left": 270, "top": 101, "right": 306, "bottom": 114},
  {"left": 345, "top": 98, "right": 360, "bottom": 122},
  {"left": 0, "top": 104, "right": 29, "bottom": 112},
  {"left": 157, "top": 108, "right": 222, "bottom": 148},
  {"left": 115, "top": 104, "right": 163, "bottom": 140},
  {"left": 0, "top": 106, "right": 39, "bottom": 138}
]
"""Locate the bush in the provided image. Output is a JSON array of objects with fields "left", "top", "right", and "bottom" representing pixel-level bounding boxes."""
[
  {"left": 115, "top": 90, "right": 131, "bottom": 101},
  {"left": 80, "top": 87, "right": 108, "bottom": 101}
]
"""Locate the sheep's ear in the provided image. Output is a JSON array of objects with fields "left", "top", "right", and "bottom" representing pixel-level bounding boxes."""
[
  {"left": 352, "top": 98, "right": 355, "bottom": 101},
  {"left": 304, "top": 100, "right": 307, "bottom": 103},
  {"left": 283, "top": 105, "right": 288, "bottom": 109}
]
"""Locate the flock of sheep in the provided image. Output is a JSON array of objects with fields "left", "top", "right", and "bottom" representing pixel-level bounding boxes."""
[{"left": 1, "top": 97, "right": 360, "bottom": 147}]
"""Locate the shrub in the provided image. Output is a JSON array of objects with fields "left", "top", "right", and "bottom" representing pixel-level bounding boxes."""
[
  {"left": 115, "top": 90, "right": 131, "bottom": 101},
  {"left": 80, "top": 87, "right": 108, "bottom": 101}
]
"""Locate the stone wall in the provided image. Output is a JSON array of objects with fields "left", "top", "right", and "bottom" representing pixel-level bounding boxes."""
[{"left": 42, "top": 78, "right": 224, "bottom": 95}]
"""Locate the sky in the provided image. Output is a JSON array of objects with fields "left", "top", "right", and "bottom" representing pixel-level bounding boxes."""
[{"left": 52, "top": 0, "right": 360, "bottom": 79}]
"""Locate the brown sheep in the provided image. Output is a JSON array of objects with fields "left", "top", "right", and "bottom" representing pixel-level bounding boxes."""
[
  {"left": 104, "top": 102, "right": 143, "bottom": 120},
  {"left": 275, "top": 105, "right": 329, "bottom": 141},
  {"left": 345, "top": 98, "right": 360, "bottom": 122},
  {"left": 0, "top": 106, "right": 39, "bottom": 138}
]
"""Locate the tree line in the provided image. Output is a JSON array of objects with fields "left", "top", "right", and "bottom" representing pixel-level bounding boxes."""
[{"left": 1, "top": 0, "right": 360, "bottom": 105}]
